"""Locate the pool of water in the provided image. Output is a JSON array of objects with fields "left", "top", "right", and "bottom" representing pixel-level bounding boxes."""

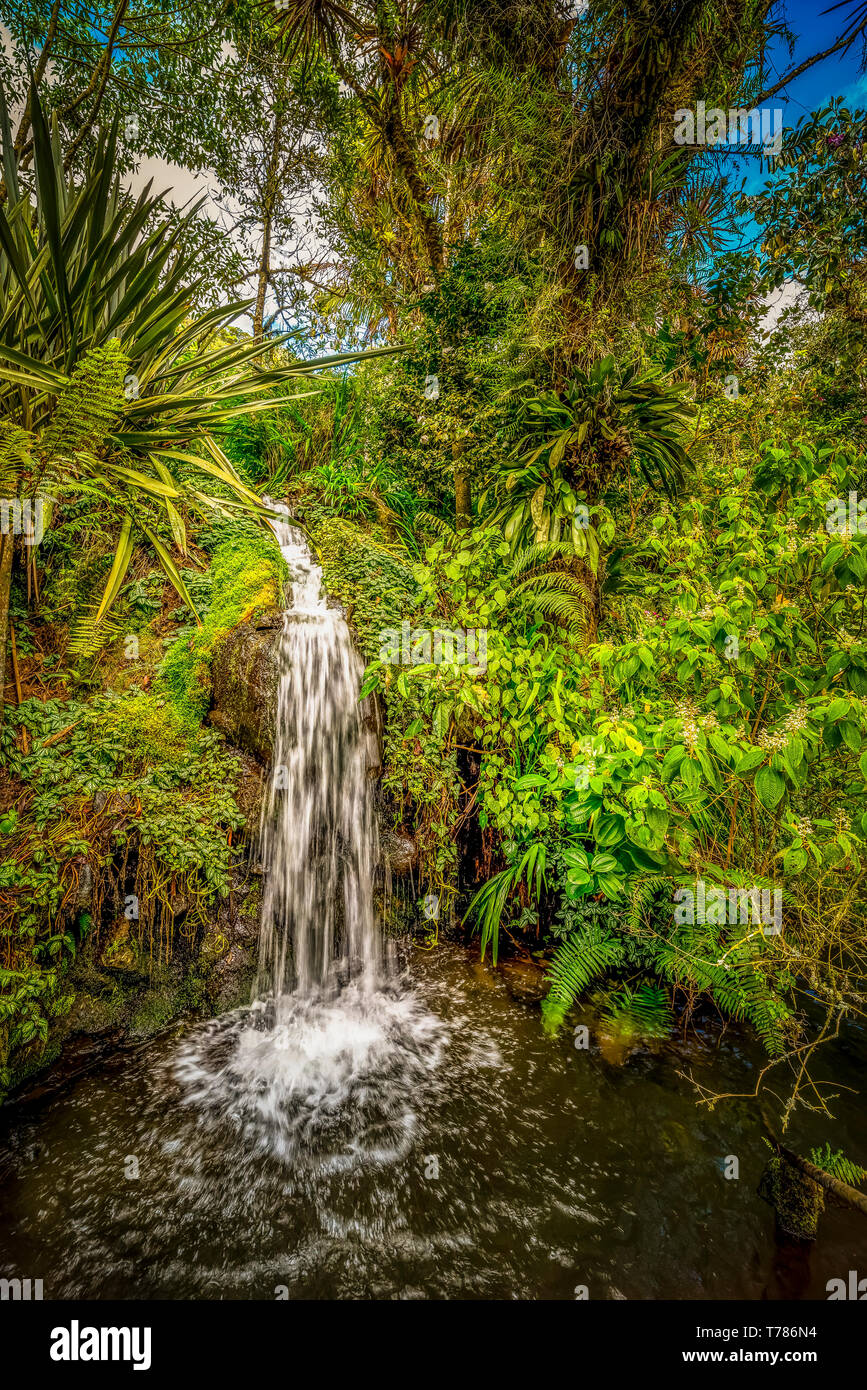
[{"left": 1, "top": 945, "right": 865, "bottom": 1300}]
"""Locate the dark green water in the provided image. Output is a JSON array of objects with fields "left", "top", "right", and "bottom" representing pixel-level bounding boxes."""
[{"left": 1, "top": 945, "right": 865, "bottom": 1300}]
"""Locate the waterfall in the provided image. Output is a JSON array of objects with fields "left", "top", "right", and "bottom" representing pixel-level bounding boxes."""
[
  {"left": 256, "top": 504, "right": 380, "bottom": 1002},
  {"left": 174, "top": 506, "right": 445, "bottom": 1170}
]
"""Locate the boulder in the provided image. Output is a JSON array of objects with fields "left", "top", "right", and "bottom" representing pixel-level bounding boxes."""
[
  {"left": 382, "top": 826, "right": 417, "bottom": 875},
  {"left": 209, "top": 612, "right": 284, "bottom": 761}
]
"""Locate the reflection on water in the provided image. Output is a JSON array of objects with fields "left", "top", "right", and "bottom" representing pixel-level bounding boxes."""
[{"left": 1, "top": 944, "right": 865, "bottom": 1300}]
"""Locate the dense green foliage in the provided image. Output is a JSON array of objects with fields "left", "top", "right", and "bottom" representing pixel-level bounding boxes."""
[{"left": 2, "top": 0, "right": 867, "bottom": 1154}]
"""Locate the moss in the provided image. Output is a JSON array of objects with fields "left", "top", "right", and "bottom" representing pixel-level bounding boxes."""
[
  {"left": 157, "top": 528, "right": 286, "bottom": 726},
  {"left": 97, "top": 690, "right": 194, "bottom": 768},
  {"left": 759, "top": 1155, "right": 825, "bottom": 1239},
  {"left": 7, "top": 1038, "right": 63, "bottom": 1094},
  {"left": 127, "top": 970, "right": 208, "bottom": 1037},
  {"left": 313, "top": 517, "right": 420, "bottom": 661}
]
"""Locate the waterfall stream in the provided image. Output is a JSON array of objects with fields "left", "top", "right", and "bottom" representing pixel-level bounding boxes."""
[
  {"left": 256, "top": 503, "right": 381, "bottom": 1000},
  {"left": 4, "top": 514, "right": 866, "bottom": 1299},
  {"left": 172, "top": 510, "right": 445, "bottom": 1170}
]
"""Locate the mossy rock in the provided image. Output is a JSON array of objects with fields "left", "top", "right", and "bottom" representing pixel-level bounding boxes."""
[
  {"left": 99, "top": 918, "right": 148, "bottom": 976},
  {"left": 759, "top": 1155, "right": 825, "bottom": 1240},
  {"left": 208, "top": 617, "right": 283, "bottom": 760}
]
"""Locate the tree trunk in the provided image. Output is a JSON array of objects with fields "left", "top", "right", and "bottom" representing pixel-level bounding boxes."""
[
  {"left": 0, "top": 532, "right": 14, "bottom": 729},
  {"left": 453, "top": 441, "right": 471, "bottom": 531},
  {"left": 253, "top": 110, "right": 284, "bottom": 345}
]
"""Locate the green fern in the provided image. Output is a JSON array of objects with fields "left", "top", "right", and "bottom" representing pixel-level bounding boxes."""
[
  {"left": 415, "top": 509, "right": 455, "bottom": 537},
  {"left": 542, "top": 875, "right": 792, "bottom": 1055},
  {"left": 506, "top": 541, "right": 579, "bottom": 578},
  {"left": 0, "top": 421, "right": 33, "bottom": 497},
  {"left": 504, "top": 544, "right": 593, "bottom": 634},
  {"left": 39, "top": 342, "right": 127, "bottom": 488},
  {"left": 67, "top": 605, "right": 124, "bottom": 663},
  {"left": 515, "top": 584, "right": 589, "bottom": 632},
  {"left": 810, "top": 1144, "right": 867, "bottom": 1188},
  {"left": 650, "top": 932, "right": 792, "bottom": 1056},
  {"left": 542, "top": 923, "right": 626, "bottom": 1032},
  {"left": 598, "top": 981, "right": 674, "bottom": 1043}
]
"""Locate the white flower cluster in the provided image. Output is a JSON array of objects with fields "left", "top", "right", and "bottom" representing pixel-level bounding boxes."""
[
  {"left": 676, "top": 699, "right": 700, "bottom": 751},
  {"left": 783, "top": 706, "right": 808, "bottom": 733},
  {"left": 757, "top": 728, "right": 788, "bottom": 751},
  {"left": 793, "top": 816, "right": 813, "bottom": 839},
  {"left": 611, "top": 703, "right": 635, "bottom": 721}
]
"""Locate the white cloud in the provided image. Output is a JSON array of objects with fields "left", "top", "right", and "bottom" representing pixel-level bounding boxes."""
[{"left": 759, "top": 277, "right": 805, "bottom": 335}]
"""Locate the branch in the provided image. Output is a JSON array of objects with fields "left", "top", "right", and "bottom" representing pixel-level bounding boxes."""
[
  {"left": 62, "top": 0, "right": 131, "bottom": 172},
  {"left": 753, "top": 25, "right": 866, "bottom": 104}
]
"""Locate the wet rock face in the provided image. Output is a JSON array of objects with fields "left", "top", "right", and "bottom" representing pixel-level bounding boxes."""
[
  {"left": 381, "top": 826, "right": 417, "bottom": 875},
  {"left": 210, "top": 944, "right": 255, "bottom": 1013},
  {"left": 208, "top": 610, "right": 284, "bottom": 762}
]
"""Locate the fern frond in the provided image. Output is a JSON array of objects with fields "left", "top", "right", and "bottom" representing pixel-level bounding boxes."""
[
  {"left": 506, "top": 541, "right": 577, "bottom": 580},
  {"left": 0, "top": 421, "right": 34, "bottom": 497},
  {"left": 810, "top": 1144, "right": 867, "bottom": 1187},
  {"left": 542, "top": 923, "right": 626, "bottom": 1032},
  {"left": 66, "top": 606, "right": 123, "bottom": 662},
  {"left": 517, "top": 587, "right": 589, "bottom": 633},
  {"left": 415, "top": 509, "right": 454, "bottom": 537},
  {"left": 600, "top": 980, "right": 674, "bottom": 1042},
  {"left": 39, "top": 342, "right": 127, "bottom": 489}
]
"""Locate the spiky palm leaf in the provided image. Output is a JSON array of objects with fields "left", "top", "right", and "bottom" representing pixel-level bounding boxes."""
[{"left": 0, "top": 84, "right": 400, "bottom": 643}]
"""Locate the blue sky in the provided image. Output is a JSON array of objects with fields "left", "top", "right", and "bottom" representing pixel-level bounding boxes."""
[
  {"left": 766, "top": 0, "right": 867, "bottom": 123},
  {"left": 699, "top": 1, "right": 867, "bottom": 269}
]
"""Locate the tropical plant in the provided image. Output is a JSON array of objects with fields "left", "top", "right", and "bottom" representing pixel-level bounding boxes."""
[
  {"left": 493, "top": 358, "right": 695, "bottom": 559},
  {"left": 541, "top": 893, "right": 794, "bottom": 1055},
  {"left": 503, "top": 542, "right": 594, "bottom": 635},
  {"left": 463, "top": 841, "right": 547, "bottom": 966},
  {"left": 0, "top": 84, "right": 396, "bottom": 661}
]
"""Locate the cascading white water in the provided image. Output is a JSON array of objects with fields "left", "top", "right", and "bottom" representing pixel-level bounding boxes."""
[
  {"left": 256, "top": 504, "right": 381, "bottom": 1001},
  {"left": 174, "top": 506, "right": 445, "bottom": 1170}
]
